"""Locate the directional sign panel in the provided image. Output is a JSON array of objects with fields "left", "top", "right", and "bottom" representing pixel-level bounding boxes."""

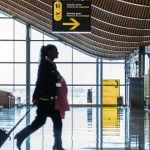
[
  {"left": 52, "top": 0, "right": 91, "bottom": 33},
  {"left": 102, "top": 79, "right": 120, "bottom": 105}
]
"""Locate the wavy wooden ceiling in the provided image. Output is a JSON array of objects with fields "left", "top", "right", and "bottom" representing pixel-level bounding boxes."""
[{"left": 0, "top": 0, "right": 150, "bottom": 58}]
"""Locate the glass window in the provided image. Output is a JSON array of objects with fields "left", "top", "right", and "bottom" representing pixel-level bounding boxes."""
[
  {"left": 0, "top": 41, "right": 13, "bottom": 62},
  {"left": 31, "top": 27, "right": 43, "bottom": 40},
  {"left": 0, "top": 64, "right": 13, "bottom": 84},
  {"left": 30, "top": 42, "right": 43, "bottom": 62},
  {"left": 30, "top": 64, "right": 38, "bottom": 84},
  {"left": 55, "top": 42, "right": 72, "bottom": 62},
  {"left": 73, "top": 48, "right": 96, "bottom": 62},
  {"left": 67, "top": 85, "right": 73, "bottom": 104},
  {"left": 44, "top": 41, "right": 72, "bottom": 62},
  {"left": 0, "top": 19, "right": 13, "bottom": 39},
  {"left": 15, "top": 42, "right": 26, "bottom": 62},
  {"left": 57, "top": 64, "right": 72, "bottom": 84},
  {"left": 14, "top": 86, "right": 26, "bottom": 104},
  {"left": 15, "top": 64, "right": 26, "bottom": 84},
  {"left": 72, "top": 86, "right": 96, "bottom": 104},
  {"left": 15, "top": 20, "right": 26, "bottom": 40},
  {"left": 73, "top": 64, "right": 96, "bottom": 84},
  {"left": 103, "top": 62, "right": 125, "bottom": 84},
  {"left": 0, "top": 86, "right": 13, "bottom": 93},
  {"left": 31, "top": 63, "right": 72, "bottom": 85}
]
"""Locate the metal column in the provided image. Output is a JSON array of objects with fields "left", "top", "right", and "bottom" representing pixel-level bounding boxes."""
[
  {"left": 25, "top": 24, "right": 31, "bottom": 150},
  {"left": 96, "top": 56, "right": 100, "bottom": 149},
  {"left": 125, "top": 58, "right": 127, "bottom": 105},
  {"left": 100, "top": 58, "right": 103, "bottom": 105},
  {"left": 139, "top": 46, "right": 145, "bottom": 77},
  {"left": 96, "top": 56, "right": 99, "bottom": 105},
  {"left": 147, "top": 54, "right": 150, "bottom": 108},
  {"left": 125, "top": 57, "right": 130, "bottom": 106},
  {"left": 100, "top": 57, "right": 103, "bottom": 149},
  {"left": 26, "top": 24, "right": 31, "bottom": 106}
]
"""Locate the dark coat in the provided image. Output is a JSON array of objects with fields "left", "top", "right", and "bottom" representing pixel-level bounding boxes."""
[{"left": 32, "top": 59, "right": 59, "bottom": 101}]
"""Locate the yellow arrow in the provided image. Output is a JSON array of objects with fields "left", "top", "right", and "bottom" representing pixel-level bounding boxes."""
[{"left": 63, "top": 18, "right": 80, "bottom": 30}]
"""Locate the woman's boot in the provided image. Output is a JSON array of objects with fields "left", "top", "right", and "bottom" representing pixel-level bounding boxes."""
[
  {"left": 52, "top": 146, "right": 65, "bottom": 150},
  {"left": 53, "top": 128, "right": 65, "bottom": 150},
  {"left": 14, "top": 125, "right": 35, "bottom": 150}
]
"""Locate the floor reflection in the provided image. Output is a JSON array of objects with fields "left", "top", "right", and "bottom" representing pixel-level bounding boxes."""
[{"left": 0, "top": 106, "right": 150, "bottom": 149}]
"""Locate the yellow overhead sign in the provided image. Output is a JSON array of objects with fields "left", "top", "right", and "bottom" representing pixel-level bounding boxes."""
[{"left": 52, "top": 0, "right": 91, "bottom": 32}]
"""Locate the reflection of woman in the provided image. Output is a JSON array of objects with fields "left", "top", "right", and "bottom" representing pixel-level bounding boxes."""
[{"left": 14, "top": 44, "right": 66, "bottom": 150}]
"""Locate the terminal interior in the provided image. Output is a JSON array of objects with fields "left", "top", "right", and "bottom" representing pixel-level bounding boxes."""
[{"left": 0, "top": 0, "right": 150, "bottom": 150}]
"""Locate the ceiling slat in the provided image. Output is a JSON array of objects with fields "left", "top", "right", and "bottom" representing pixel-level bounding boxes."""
[{"left": 0, "top": 0, "right": 150, "bottom": 58}]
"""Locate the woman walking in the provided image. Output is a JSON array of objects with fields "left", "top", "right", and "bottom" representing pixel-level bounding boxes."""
[{"left": 14, "top": 44, "right": 67, "bottom": 150}]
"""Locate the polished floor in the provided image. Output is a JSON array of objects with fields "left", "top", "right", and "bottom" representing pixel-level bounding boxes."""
[{"left": 0, "top": 106, "right": 150, "bottom": 150}]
